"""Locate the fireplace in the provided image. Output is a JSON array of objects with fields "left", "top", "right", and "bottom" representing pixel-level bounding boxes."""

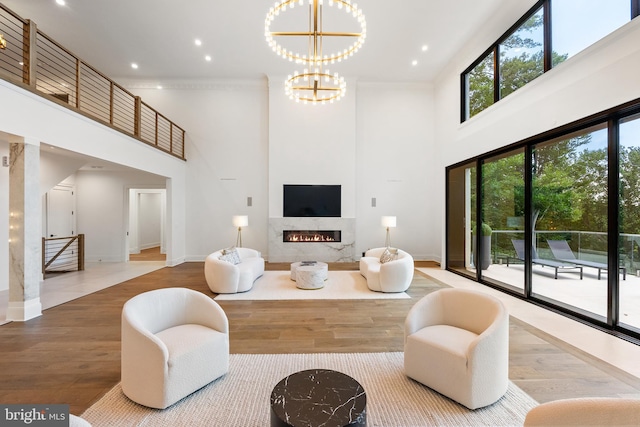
[
  {"left": 283, "top": 230, "right": 341, "bottom": 243},
  {"left": 269, "top": 218, "right": 355, "bottom": 262}
]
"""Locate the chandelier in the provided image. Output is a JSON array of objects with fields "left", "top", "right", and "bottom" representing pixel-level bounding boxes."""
[
  {"left": 285, "top": 69, "right": 346, "bottom": 104},
  {"left": 265, "top": 0, "right": 366, "bottom": 104}
]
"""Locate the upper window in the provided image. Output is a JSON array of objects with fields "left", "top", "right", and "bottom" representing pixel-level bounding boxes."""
[
  {"left": 462, "top": 0, "right": 636, "bottom": 122},
  {"left": 499, "top": 7, "right": 545, "bottom": 99},
  {"left": 465, "top": 52, "right": 495, "bottom": 119}
]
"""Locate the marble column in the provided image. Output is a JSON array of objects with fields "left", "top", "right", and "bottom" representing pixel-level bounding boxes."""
[{"left": 7, "top": 140, "right": 42, "bottom": 321}]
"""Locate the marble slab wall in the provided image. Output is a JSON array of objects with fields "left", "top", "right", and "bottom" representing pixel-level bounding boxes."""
[{"left": 268, "top": 218, "right": 355, "bottom": 262}]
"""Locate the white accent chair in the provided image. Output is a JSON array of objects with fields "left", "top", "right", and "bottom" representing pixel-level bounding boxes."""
[
  {"left": 404, "top": 288, "right": 509, "bottom": 409},
  {"left": 524, "top": 397, "right": 640, "bottom": 426},
  {"left": 359, "top": 247, "right": 414, "bottom": 292},
  {"left": 204, "top": 247, "right": 265, "bottom": 293},
  {"left": 121, "top": 287, "right": 229, "bottom": 409}
]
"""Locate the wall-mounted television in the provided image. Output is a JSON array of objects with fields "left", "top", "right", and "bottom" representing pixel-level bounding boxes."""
[{"left": 283, "top": 185, "right": 341, "bottom": 217}]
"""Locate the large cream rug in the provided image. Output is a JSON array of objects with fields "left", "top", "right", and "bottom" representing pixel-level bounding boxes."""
[
  {"left": 81, "top": 352, "right": 537, "bottom": 427},
  {"left": 214, "top": 270, "right": 410, "bottom": 300}
]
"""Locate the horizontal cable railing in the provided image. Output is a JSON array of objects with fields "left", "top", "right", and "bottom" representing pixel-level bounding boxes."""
[
  {"left": 42, "top": 234, "right": 85, "bottom": 277},
  {"left": 0, "top": 3, "right": 185, "bottom": 160}
]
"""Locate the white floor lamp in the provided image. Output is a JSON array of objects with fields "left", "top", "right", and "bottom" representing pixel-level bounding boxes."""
[
  {"left": 232, "top": 215, "right": 248, "bottom": 247},
  {"left": 381, "top": 216, "right": 396, "bottom": 248}
]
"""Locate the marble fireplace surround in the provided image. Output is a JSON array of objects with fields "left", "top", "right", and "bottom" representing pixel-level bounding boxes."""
[{"left": 268, "top": 218, "right": 355, "bottom": 263}]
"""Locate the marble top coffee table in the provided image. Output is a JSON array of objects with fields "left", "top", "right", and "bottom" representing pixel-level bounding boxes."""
[
  {"left": 270, "top": 369, "right": 367, "bottom": 427},
  {"left": 290, "top": 261, "right": 328, "bottom": 290}
]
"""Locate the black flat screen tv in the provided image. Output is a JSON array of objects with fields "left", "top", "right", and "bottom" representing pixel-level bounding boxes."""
[{"left": 283, "top": 185, "right": 341, "bottom": 217}]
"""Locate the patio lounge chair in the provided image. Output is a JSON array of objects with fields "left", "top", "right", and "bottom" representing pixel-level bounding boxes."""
[
  {"left": 547, "top": 239, "right": 626, "bottom": 280},
  {"left": 508, "top": 239, "right": 583, "bottom": 279}
]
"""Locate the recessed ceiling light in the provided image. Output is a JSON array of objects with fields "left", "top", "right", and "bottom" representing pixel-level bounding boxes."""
[
  {"left": 422, "top": 45, "right": 428, "bottom": 52},
  {"left": 194, "top": 39, "right": 202, "bottom": 46},
  {"left": 205, "top": 55, "right": 212, "bottom": 62},
  {"left": 56, "top": 0, "right": 66, "bottom": 6},
  {"left": 131, "top": 63, "right": 138, "bottom": 69},
  {"left": 411, "top": 60, "right": 418, "bottom": 66},
  {"left": 157, "top": 85, "right": 163, "bottom": 90}
]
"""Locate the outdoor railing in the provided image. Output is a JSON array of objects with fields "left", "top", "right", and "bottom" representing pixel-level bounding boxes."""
[
  {"left": 486, "top": 229, "right": 640, "bottom": 275},
  {"left": 42, "top": 234, "right": 85, "bottom": 277},
  {"left": 0, "top": 3, "right": 185, "bottom": 159}
]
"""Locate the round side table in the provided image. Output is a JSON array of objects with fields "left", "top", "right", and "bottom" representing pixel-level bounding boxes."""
[
  {"left": 270, "top": 369, "right": 367, "bottom": 427},
  {"left": 290, "top": 262, "right": 328, "bottom": 289}
]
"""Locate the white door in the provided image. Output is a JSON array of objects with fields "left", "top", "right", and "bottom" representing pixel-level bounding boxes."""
[{"left": 47, "top": 185, "right": 75, "bottom": 238}]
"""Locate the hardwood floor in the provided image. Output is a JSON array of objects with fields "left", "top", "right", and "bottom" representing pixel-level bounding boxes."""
[
  {"left": 128, "top": 246, "right": 166, "bottom": 261},
  {"left": 1, "top": 261, "right": 640, "bottom": 417}
]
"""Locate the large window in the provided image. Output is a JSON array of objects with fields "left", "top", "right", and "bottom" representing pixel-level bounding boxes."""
[
  {"left": 462, "top": 0, "right": 636, "bottom": 121},
  {"left": 446, "top": 100, "right": 640, "bottom": 342}
]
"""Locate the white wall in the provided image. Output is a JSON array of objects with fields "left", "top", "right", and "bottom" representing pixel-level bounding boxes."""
[
  {"left": 75, "top": 170, "right": 165, "bottom": 262},
  {"left": 434, "top": 8, "right": 640, "bottom": 264},
  {"left": 138, "top": 192, "right": 162, "bottom": 250},
  {"left": 268, "top": 75, "right": 357, "bottom": 218},
  {"left": 356, "top": 83, "right": 435, "bottom": 259},
  {"left": 127, "top": 77, "right": 437, "bottom": 261},
  {"left": 126, "top": 80, "right": 270, "bottom": 259}
]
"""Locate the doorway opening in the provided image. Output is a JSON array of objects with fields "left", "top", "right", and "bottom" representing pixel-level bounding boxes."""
[{"left": 128, "top": 188, "right": 166, "bottom": 262}]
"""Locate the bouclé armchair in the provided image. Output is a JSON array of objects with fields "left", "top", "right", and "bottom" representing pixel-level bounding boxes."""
[
  {"left": 404, "top": 288, "right": 509, "bottom": 409},
  {"left": 121, "top": 287, "right": 229, "bottom": 409}
]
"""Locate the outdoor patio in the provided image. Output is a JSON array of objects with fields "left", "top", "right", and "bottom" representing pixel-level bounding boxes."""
[{"left": 476, "top": 262, "right": 640, "bottom": 330}]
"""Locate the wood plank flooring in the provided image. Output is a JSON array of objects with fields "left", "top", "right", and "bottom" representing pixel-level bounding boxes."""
[
  {"left": 128, "top": 246, "right": 166, "bottom": 261},
  {"left": 1, "top": 261, "right": 640, "bottom": 417}
]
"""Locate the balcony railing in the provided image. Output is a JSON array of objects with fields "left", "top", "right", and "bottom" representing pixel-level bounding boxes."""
[
  {"left": 485, "top": 229, "right": 640, "bottom": 275},
  {"left": 42, "top": 234, "right": 85, "bottom": 277},
  {"left": 0, "top": 3, "right": 185, "bottom": 160}
]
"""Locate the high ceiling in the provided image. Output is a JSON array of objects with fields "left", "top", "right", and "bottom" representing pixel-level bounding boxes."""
[{"left": 3, "top": 0, "right": 507, "bottom": 84}]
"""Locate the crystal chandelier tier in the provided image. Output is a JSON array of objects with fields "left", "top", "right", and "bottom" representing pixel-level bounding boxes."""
[{"left": 264, "top": 0, "right": 366, "bottom": 104}]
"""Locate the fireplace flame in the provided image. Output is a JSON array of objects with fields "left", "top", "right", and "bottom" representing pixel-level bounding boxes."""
[{"left": 287, "top": 233, "right": 336, "bottom": 242}]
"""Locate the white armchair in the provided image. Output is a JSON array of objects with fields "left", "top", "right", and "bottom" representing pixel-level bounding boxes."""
[
  {"left": 524, "top": 397, "right": 640, "bottom": 426},
  {"left": 121, "top": 287, "right": 229, "bottom": 409},
  {"left": 404, "top": 288, "right": 509, "bottom": 409},
  {"left": 359, "top": 247, "right": 414, "bottom": 292},
  {"left": 204, "top": 247, "right": 265, "bottom": 293}
]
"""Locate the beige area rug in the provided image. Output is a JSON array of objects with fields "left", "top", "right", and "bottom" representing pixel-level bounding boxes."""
[
  {"left": 82, "top": 352, "right": 537, "bottom": 427},
  {"left": 214, "top": 270, "right": 410, "bottom": 301}
]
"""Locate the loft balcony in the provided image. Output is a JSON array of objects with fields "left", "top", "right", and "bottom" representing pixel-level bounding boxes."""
[{"left": 0, "top": 3, "right": 185, "bottom": 160}]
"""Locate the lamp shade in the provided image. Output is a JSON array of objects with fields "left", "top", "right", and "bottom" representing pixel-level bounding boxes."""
[
  {"left": 232, "top": 215, "right": 249, "bottom": 228},
  {"left": 381, "top": 216, "right": 396, "bottom": 228}
]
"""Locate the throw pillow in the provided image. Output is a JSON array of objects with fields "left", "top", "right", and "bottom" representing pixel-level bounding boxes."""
[
  {"left": 380, "top": 247, "right": 398, "bottom": 264},
  {"left": 219, "top": 253, "right": 239, "bottom": 265},
  {"left": 221, "top": 246, "right": 241, "bottom": 265}
]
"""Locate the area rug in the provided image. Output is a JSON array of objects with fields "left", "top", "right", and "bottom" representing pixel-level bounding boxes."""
[
  {"left": 214, "top": 270, "right": 410, "bottom": 300},
  {"left": 81, "top": 352, "right": 537, "bottom": 427}
]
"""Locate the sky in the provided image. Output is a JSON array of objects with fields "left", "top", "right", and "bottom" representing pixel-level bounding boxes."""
[{"left": 551, "top": 0, "right": 630, "bottom": 57}]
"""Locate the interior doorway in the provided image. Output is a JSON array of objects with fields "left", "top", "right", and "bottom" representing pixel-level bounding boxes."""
[{"left": 127, "top": 188, "right": 166, "bottom": 261}]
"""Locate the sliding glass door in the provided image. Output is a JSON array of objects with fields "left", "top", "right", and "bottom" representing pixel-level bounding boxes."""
[
  {"left": 530, "top": 124, "right": 608, "bottom": 319},
  {"left": 446, "top": 161, "right": 476, "bottom": 279},
  {"left": 619, "top": 114, "right": 640, "bottom": 333},
  {"left": 480, "top": 149, "right": 526, "bottom": 292}
]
